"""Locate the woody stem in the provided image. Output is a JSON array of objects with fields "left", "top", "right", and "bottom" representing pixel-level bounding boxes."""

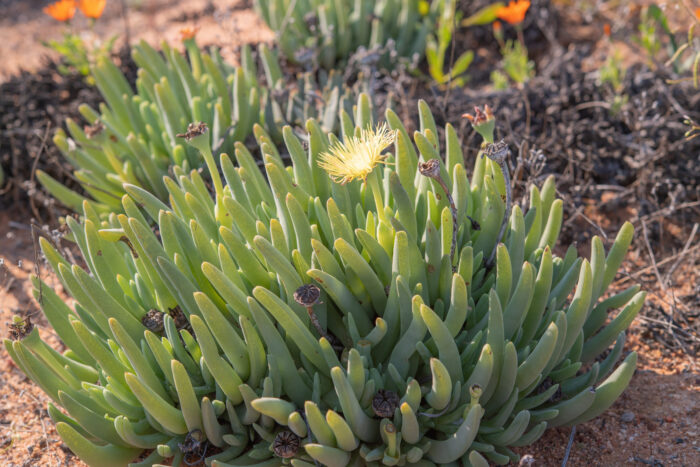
[
  {"left": 487, "top": 160, "right": 512, "bottom": 267},
  {"left": 305, "top": 305, "right": 328, "bottom": 341},
  {"left": 432, "top": 176, "right": 459, "bottom": 270}
]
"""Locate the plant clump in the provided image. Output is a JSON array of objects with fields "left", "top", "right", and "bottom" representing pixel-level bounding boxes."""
[
  {"left": 7, "top": 95, "right": 644, "bottom": 466},
  {"left": 253, "top": 0, "right": 436, "bottom": 69}
]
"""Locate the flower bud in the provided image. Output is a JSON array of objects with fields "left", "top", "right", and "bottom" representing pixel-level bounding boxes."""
[{"left": 463, "top": 105, "right": 495, "bottom": 143}]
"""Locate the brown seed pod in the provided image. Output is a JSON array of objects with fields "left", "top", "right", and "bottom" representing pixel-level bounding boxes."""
[
  {"left": 141, "top": 309, "right": 164, "bottom": 333},
  {"left": 83, "top": 121, "right": 105, "bottom": 139},
  {"left": 169, "top": 306, "right": 191, "bottom": 331},
  {"left": 273, "top": 430, "right": 300, "bottom": 458},
  {"left": 372, "top": 389, "right": 399, "bottom": 418},
  {"left": 8, "top": 317, "right": 34, "bottom": 340},
  {"left": 293, "top": 284, "right": 321, "bottom": 307},
  {"left": 418, "top": 159, "right": 441, "bottom": 179},
  {"left": 176, "top": 122, "right": 208, "bottom": 141},
  {"left": 483, "top": 139, "right": 510, "bottom": 164},
  {"left": 178, "top": 429, "right": 208, "bottom": 465}
]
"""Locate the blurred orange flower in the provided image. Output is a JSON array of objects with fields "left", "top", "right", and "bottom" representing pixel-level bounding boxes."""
[
  {"left": 493, "top": 20, "right": 502, "bottom": 32},
  {"left": 43, "top": 0, "right": 76, "bottom": 22},
  {"left": 179, "top": 27, "right": 200, "bottom": 41},
  {"left": 496, "top": 0, "right": 530, "bottom": 25},
  {"left": 79, "top": 0, "right": 106, "bottom": 19},
  {"left": 603, "top": 23, "right": 611, "bottom": 37},
  {"left": 695, "top": 8, "right": 699, "bottom": 20}
]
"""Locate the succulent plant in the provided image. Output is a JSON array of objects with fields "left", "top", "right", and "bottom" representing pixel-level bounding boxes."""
[
  {"left": 425, "top": 0, "right": 474, "bottom": 87},
  {"left": 253, "top": 0, "right": 434, "bottom": 69},
  {"left": 7, "top": 96, "right": 644, "bottom": 466}
]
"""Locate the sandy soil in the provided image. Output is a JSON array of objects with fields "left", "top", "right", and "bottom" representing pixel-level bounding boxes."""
[{"left": 0, "top": 0, "right": 274, "bottom": 81}]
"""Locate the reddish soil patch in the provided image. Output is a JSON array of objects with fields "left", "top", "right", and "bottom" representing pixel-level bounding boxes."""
[{"left": 0, "top": 209, "right": 86, "bottom": 467}]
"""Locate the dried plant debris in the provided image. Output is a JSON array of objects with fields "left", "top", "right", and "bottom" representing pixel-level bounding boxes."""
[
  {"left": 0, "top": 48, "right": 137, "bottom": 211},
  {"left": 426, "top": 45, "right": 699, "bottom": 246},
  {"left": 640, "top": 293, "right": 699, "bottom": 357}
]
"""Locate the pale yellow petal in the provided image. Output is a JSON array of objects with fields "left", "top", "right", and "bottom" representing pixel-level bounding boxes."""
[{"left": 318, "top": 124, "right": 397, "bottom": 184}]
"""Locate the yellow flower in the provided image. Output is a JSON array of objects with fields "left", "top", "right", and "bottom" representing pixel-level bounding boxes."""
[{"left": 318, "top": 124, "right": 396, "bottom": 185}]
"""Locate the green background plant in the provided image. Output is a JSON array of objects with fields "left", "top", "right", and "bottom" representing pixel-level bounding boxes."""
[
  {"left": 44, "top": 32, "right": 118, "bottom": 85},
  {"left": 253, "top": 0, "right": 434, "bottom": 69},
  {"left": 38, "top": 39, "right": 362, "bottom": 216},
  {"left": 426, "top": 0, "right": 474, "bottom": 87},
  {"left": 500, "top": 39, "right": 534, "bottom": 86}
]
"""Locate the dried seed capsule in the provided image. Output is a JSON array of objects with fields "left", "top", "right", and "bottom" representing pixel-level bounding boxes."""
[
  {"left": 8, "top": 316, "right": 33, "bottom": 340},
  {"left": 178, "top": 429, "right": 207, "bottom": 465},
  {"left": 273, "top": 430, "right": 300, "bottom": 458},
  {"left": 372, "top": 389, "right": 399, "bottom": 418},
  {"left": 483, "top": 139, "right": 513, "bottom": 267},
  {"left": 83, "top": 121, "right": 105, "bottom": 139},
  {"left": 141, "top": 309, "right": 164, "bottom": 333},
  {"left": 418, "top": 159, "right": 461, "bottom": 267},
  {"left": 294, "top": 284, "right": 330, "bottom": 341},
  {"left": 418, "top": 159, "right": 441, "bottom": 178},
  {"left": 176, "top": 122, "right": 208, "bottom": 141},
  {"left": 169, "top": 306, "right": 190, "bottom": 331},
  {"left": 483, "top": 139, "right": 509, "bottom": 165},
  {"left": 294, "top": 284, "right": 321, "bottom": 307},
  {"left": 303, "top": 12, "right": 318, "bottom": 30}
]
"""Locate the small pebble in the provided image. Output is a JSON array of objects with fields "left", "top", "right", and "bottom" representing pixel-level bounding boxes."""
[{"left": 621, "top": 411, "right": 635, "bottom": 423}]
